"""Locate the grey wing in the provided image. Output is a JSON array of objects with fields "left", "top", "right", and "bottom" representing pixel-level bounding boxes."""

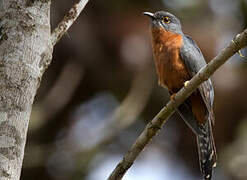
[{"left": 180, "top": 35, "right": 215, "bottom": 123}]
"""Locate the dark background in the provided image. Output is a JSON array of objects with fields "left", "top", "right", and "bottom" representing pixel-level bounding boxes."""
[{"left": 22, "top": 0, "right": 247, "bottom": 179}]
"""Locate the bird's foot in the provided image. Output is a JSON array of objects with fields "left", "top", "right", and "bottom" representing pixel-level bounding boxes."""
[
  {"left": 184, "top": 80, "right": 190, "bottom": 87},
  {"left": 170, "top": 93, "right": 176, "bottom": 101}
]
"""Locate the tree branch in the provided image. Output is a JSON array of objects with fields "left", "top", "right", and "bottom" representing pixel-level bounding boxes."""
[
  {"left": 51, "top": 0, "right": 89, "bottom": 46},
  {"left": 108, "top": 29, "right": 247, "bottom": 180}
]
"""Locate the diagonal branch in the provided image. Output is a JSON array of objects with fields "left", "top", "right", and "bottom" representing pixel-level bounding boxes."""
[
  {"left": 108, "top": 29, "right": 247, "bottom": 180},
  {"left": 51, "top": 0, "right": 89, "bottom": 46}
]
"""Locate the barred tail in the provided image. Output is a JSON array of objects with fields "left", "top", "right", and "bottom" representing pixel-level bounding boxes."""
[{"left": 196, "top": 120, "right": 217, "bottom": 180}]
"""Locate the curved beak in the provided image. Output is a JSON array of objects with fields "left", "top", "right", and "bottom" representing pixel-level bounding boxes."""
[{"left": 143, "top": 12, "right": 155, "bottom": 20}]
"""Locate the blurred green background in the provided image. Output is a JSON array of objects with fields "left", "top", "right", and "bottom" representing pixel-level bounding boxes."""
[{"left": 22, "top": 0, "right": 247, "bottom": 179}]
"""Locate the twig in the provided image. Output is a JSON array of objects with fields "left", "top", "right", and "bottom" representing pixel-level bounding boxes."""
[
  {"left": 51, "top": 0, "right": 89, "bottom": 46},
  {"left": 108, "top": 29, "right": 247, "bottom": 180}
]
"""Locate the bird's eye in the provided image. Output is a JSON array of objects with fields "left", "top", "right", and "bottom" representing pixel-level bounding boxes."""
[{"left": 162, "top": 16, "right": 171, "bottom": 24}]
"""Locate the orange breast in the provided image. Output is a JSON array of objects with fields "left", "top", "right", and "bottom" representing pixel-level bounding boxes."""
[
  {"left": 151, "top": 27, "right": 207, "bottom": 124},
  {"left": 151, "top": 27, "right": 190, "bottom": 93}
]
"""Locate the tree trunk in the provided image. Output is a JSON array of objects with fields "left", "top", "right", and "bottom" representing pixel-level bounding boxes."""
[{"left": 0, "top": 0, "right": 52, "bottom": 179}]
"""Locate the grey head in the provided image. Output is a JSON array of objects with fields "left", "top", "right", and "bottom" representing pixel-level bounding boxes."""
[{"left": 143, "top": 11, "right": 183, "bottom": 34}]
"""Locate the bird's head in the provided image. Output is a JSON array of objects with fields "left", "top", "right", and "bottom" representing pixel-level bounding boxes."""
[{"left": 143, "top": 11, "right": 182, "bottom": 34}]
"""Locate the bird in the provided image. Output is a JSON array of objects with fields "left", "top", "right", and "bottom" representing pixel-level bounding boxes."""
[{"left": 143, "top": 11, "right": 217, "bottom": 180}]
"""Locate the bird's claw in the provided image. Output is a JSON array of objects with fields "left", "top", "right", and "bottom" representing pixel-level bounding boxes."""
[{"left": 184, "top": 80, "right": 189, "bottom": 87}]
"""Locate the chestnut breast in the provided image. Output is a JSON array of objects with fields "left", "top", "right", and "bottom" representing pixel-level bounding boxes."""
[{"left": 151, "top": 27, "right": 190, "bottom": 93}]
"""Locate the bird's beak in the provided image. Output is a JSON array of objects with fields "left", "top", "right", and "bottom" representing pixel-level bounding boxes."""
[{"left": 143, "top": 12, "right": 155, "bottom": 20}]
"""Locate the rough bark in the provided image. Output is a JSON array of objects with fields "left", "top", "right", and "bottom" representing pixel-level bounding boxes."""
[{"left": 0, "top": 0, "right": 52, "bottom": 179}]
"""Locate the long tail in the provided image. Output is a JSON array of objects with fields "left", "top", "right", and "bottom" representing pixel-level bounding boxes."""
[
  {"left": 176, "top": 102, "right": 217, "bottom": 179},
  {"left": 196, "top": 120, "right": 217, "bottom": 180}
]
